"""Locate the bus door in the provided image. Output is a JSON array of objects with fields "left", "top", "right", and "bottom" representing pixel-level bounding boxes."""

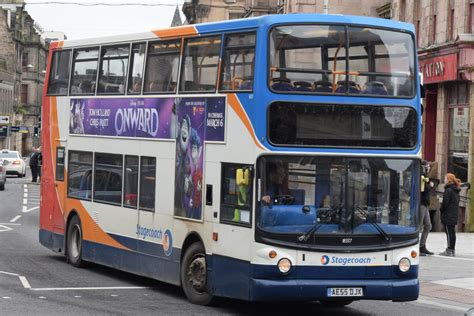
[{"left": 53, "top": 146, "right": 67, "bottom": 234}]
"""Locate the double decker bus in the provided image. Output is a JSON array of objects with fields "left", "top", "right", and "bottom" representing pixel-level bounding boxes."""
[{"left": 40, "top": 14, "right": 421, "bottom": 305}]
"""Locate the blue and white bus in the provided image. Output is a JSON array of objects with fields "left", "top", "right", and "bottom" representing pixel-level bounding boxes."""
[{"left": 40, "top": 13, "right": 421, "bottom": 306}]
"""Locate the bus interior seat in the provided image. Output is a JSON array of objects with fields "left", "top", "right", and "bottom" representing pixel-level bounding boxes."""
[
  {"left": 105, "top": 85, "right": 119, "bottom": 93},
  {"left": 363, "top": 81, "right": 388, "bottom": 95},
  {"left": 271, "top": 78, "right": 294, "bottom": 91},
  {"left": 294, "top": 81, "right": 312, "bottom": 92},
  {"left": 184, "top": 81, "right": 197, "bottom": 91},
  {"left": 314, "top": 80, "right": 333, "bottom": 93},
  {"left": 289, "top": 189, "right": 305, "bottom": 204},
  {"left": 335, "top": 80, "right": 360, "bottom": 94}
]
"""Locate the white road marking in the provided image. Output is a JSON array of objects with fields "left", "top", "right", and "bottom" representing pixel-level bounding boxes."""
[
  {"left": 22, "top": 206, "right": 39, "bottom": 213},
  {"left": 431, "top": 254, "right": 474, "bottom": 262},
  {"left": 110, "top": 294, "right": 119, "bottom": 297},
  {"left": 31, "top": 286, "right": 151, "bottom": 291},
  {"left": 23, "top": 184, "right": 27, "bottom": 188},
  {"left": 0, "top": 271, "right": 20, "bottom": 276},
  {"left": 415, "top": 297, "right": 470, "bottom": 312},
  {"left": 38, "top": 296, "right": 47, "bottom": 299},
  {"left": 0, "top": 223, "right": 21, "bottom": 226},
  {"left": 2, "top": 297, "right": 11, "bottom": 299},
  {"left": 19, "top": 276, "right": 31, "bottom": 289},
  {"left": 0, "top": 225, "right": 13, "bottom": 232},
  {"left": 24, "top": 188, "right": 27, "bottom": 193},
  {"left": 74, "top": 296, "right": 82, "bottom": 298},
  {"left": 9, "top": 215, "right": 21, "bottom": 223},
  {"left": 23, "top": 193, "right": 27, "bottom": 198},
  {"left": 22, "top": 198, "right": 27, "bottom": 205}
]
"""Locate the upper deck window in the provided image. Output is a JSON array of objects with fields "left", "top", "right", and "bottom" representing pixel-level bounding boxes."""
[
  {"left": 98, "top": 45, "right": 130, "bottom": 95},
  {"left": 179, "top": 35, "right": 221, "bottom": 93},
  {"left": 127, "top": 43, "right": 146, "bottom": 94},
  {"left": 70, "top": 48, "right": 99, "bottom": 95},
  {"left": 47, "top": 50, "right": 71, "bottom": 96},
  {"left": 269, "top": 25, "right": 415, "bottom": 97},
  {"left": 144, "top": 40, "right": 181, "bottom": 93},
  {"left": 219, "top": 32, "right": 256, "bottom": 92}
]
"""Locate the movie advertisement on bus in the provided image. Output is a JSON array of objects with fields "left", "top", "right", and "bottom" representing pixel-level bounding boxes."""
[{"left": 70, "top": 96, "right": 226, "bottom": 220}]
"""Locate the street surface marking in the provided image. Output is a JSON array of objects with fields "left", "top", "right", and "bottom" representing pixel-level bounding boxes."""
[
  {"left": 432, "top": 277, "right": 474, "bottom": 290},
  {"left": 431, "top": 254, "right": 474, "bottom": 262},
  {"left": 23, "top": 184, "right": 27, "bottom": 188},
  {"left": 74, "top": 296, "right": 82, "bottom": 298},
  {"left": 9, "top": 215, "right": 21, "bottom": 223},
  {"left": 0, "top": 223, "right": 21, "bottom": 225},
  {"left": 111, "top": 294, "right": 119, "bottom": 297},
  {"left": 0, "top": 225, "right": 13, "bottom": 232},
  {"left": 31, "top": 286, "right": 151, "bottom": 291},
  {"left": 23, "top": 193, "right": 27, "bottom": 198},
  {"left": 22, "top": 206, "right": 27, "bottom": 212},
  {"left": 22, "top": 198, "right": 27, "bottom": 205},
  {"left": 0, "top": 271, "right": 20, "bottom": 276},
  {"left": 415, "top": 297, "right": 470, "bottom": 312},
  {"left": 22, "top": 206, "right": 39, "bottom": 213},
  {"left": 38, "top": 296, "right": 47, "bottom": 299},
  {"left": 19, "top": 276, "right": 31, "bottom": 289},
  {"left": 2, "top": 297, "right": 11, "bottom": 299}
]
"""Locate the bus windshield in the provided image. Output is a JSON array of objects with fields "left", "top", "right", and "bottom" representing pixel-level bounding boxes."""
[
  {"left": 257, "top": 156, "right": 419, "bottom": 238},
  {"left": 269, "top": 25, "right": 415, "bottom": 97}
]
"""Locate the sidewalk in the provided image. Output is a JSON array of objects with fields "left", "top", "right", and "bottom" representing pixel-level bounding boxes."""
[{"left": 417, "top": 233, "right": 474, "bottom": 313}]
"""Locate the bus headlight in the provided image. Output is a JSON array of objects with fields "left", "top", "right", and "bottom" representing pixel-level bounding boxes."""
[
  {"left": 398, "top": 257, "right": 411, "bottom": 272},
  {"left": 277, "top": 258, "right": 292, "bottom": 274}
]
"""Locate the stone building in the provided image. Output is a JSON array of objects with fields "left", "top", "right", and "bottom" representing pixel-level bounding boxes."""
[
  {"left": 0, "top": 0, "right": 48, "bottom": 154},
  {"left": 392, "top": 0, "right": 473, "bottom": 232}
]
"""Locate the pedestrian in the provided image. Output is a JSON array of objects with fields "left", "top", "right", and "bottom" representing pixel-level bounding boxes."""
[
  {"left": 419, "top": 161, "right": 433, "bottom": 256},
  {"left": 29, "top": 146, "right": 40, "bottom": 183},
  {"left": 37, "top": 146, "right": 42, "bottom": 182},
  {"left": 439, "top": 173, "right": 461, "bottom": 257}
]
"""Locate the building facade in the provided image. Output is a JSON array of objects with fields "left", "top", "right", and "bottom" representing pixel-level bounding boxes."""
[
  {"left": 0, "top": 0, "right": 48, "bottom": 155},
  {"left": 392, "top": 0, "right": 472, "bottom": 232}
]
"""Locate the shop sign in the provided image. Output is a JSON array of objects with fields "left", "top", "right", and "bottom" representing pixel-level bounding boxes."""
[{"left": 419, "top": 54, "right": 457, "bottom": 84}]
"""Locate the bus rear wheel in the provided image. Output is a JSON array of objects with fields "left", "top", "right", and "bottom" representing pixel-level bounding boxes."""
[
  {"left": 66, "top": 215, "right": 86, "bottom": 268},
  {"left": 180, "top": 242, "right": 213, "bottom": 305}
]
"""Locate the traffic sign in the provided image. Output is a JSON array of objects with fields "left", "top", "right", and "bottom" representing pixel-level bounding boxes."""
[
  {"left": 0, "top": 125, "right": 8, "bottom": 137},
  {"left": 19, "top": 126, "right": 29, "bottom": 134},
  {"left": 10, "top": 126, "right": 20, "bottom": 132},
  {"left": 0, "top": 116, "right": 10, "bottom": 124}
]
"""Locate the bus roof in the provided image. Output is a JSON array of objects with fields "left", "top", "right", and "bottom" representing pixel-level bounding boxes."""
[{"left": 53, "top": 13, "right": 415, "bottom": 49}]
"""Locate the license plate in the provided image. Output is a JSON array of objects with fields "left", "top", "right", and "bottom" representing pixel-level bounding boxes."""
[{"left": 327, "top": 287, "right": 363, "bottom": 297}]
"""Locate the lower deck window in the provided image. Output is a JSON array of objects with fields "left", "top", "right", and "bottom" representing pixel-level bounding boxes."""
[
  {"left": 68, "top": 151, "right": 93, "bottom": 200},
  {"left": 139, "top": 156, "right": 156, "bottom": 211}
]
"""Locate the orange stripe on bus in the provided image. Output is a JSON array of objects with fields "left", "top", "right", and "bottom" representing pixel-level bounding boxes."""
[
  {"left": 227, "top": 94, "right": 266, "bottom": 151},
  {"left": 152, "top": 25, "right": 197, "bottom": 38}
]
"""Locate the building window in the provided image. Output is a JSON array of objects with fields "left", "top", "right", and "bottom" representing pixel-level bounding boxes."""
[
  {"left": 68, "top": 151, "right": 93, "bottom": 201},
  {"left": 447, "top": 83, "right": 469, "bottom": 182},
  {"left": 448, "top": 0, "right": 455, "bottom": 40},
  {"left": 21, "top": 84, "right": 28, "bottom": 105},
  {"left": 432, "top": 14, "right": 437, "bottom": 44},
  {"left": 22, "top": 52, "right": 29, "bottom": 68},
  {"left": 228, "top": 10, "right": 244, "bottom": 20},
  {"left": 470, "top": 2, "right": 474, "bottom": 33},
  {"left": 220, "top": 163, "right": 253, "bottom": 226},
  {"left": 399, "top": 0, "right": 406, "bottom": 21}
]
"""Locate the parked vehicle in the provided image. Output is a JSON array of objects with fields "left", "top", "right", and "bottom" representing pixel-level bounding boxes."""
[
  {"left": 0, "top": 150, "right": 27, "bottom": 178},
  {"left": 0, "top": 159, "right": 7, "bottom": 190}
]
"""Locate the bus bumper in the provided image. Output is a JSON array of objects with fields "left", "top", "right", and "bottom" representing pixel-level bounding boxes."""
[{"left": 249, "top": 278, "right": 419, "bottom": 302}]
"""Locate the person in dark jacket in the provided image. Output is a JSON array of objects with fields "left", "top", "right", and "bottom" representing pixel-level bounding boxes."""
[
  {"left": 419, "top": 161, "right": 433, "bottom": 255},
  {"left": 29, "top": 146, "right": 40, "bottom": 183},
  {"left": 439, "top": 173, "right": 461, "bottom": 257}
]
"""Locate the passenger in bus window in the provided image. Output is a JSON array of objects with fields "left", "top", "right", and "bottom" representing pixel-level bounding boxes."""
[
  {"left": 132, "top": 80, "right": 141, "bottom": 93},
  {"left": 261, "top": 162, "right": 292, "bottom": 205}
]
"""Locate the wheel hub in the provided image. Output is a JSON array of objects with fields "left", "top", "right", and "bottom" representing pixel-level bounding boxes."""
[{"left": 187, "top": 257, "right": 206, "bottom": 292}]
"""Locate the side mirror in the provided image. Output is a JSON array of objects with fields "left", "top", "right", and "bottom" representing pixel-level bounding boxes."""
[{"left": 420, "top": 84, "right": 426, "bottom": 98}]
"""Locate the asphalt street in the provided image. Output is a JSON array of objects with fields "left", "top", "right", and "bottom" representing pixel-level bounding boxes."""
[{"left": 0, "top": 170, "right": 471, "bottom": 315}]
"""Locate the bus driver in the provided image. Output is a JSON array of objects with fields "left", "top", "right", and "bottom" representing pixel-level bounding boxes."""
[{"left": 261, "top": 161, "right": 293, "bottom": 205}]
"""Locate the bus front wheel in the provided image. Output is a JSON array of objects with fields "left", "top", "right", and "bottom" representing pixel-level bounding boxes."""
[
  {"left": 66, "top": 215, "right": 85, "bottom": 268},
  {"left": 180, "top": 242, "right": 213, "bottom": 305}
]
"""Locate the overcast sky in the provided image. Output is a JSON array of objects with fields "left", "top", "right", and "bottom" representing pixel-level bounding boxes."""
[{"left": 25, "top": 0, "right": 185, "bottom": 40}]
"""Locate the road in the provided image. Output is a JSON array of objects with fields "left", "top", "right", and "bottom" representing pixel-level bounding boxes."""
[{"left": 0, "top": 171, "right": 471, "bottom": 315}]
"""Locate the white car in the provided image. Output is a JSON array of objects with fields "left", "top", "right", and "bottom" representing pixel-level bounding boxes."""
[{"left": 0, "top": 150, "right": 27, "bottom": 178}]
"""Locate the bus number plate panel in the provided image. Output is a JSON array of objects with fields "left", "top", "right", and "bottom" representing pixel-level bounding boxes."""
[{"left": 327, "top": 287, "right": 363, "bottom": 297}]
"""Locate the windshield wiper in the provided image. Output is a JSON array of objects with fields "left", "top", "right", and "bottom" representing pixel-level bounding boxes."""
[
  {"left": 298, "top": 206, "right": 339, "bottom": 242},
  {"left": 355, "top": 206, "right": 391, "bottom": 242}
]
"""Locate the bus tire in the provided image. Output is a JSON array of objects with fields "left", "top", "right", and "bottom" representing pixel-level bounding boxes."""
[
  {"left": 319, "top": 299, "right": 353, "bottom": 307},
  {"left": 66, "top": 215, "right": 86, "bottom": 268},
  {"left": 180, "top": 242, "right": 213, "bottom": 305}
]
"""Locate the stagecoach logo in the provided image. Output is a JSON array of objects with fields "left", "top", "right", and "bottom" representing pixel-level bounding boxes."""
[
  {"left": 163, "top": 229, "right": 173, "bottom": 257},
  {"left": 321, "top": 255, "right": 330, "bottom": 265}
]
